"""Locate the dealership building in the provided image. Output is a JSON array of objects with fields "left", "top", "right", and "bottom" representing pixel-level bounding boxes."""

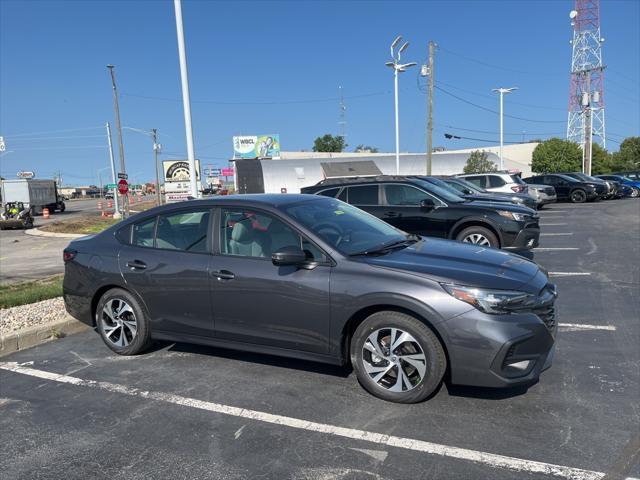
[{"left": 231, "top": 142, "right": 539, "bottom": 194}]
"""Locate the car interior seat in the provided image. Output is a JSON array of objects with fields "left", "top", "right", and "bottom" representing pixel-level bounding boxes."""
[{"left": 229, "top": 221, "right": 270, "bottom": 257}]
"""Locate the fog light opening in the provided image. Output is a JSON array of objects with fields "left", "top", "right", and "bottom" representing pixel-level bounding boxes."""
[{"left": 505, "top": 360, "right": 531, "bottom": 371}]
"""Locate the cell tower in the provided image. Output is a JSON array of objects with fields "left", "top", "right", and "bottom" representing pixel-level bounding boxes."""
[
  {"left": 338, "top": 86, "right": 346, "bottom": 140},
  {"left": 567, "top": 0, "right": 606, "bottom": 175}
]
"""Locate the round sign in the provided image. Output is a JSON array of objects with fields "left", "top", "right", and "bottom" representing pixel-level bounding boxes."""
[{"left": 117, "top": 179, "right": 129, "bottom": 195}]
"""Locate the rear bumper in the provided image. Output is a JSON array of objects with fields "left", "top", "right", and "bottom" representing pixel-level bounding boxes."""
[
  {"left": 535, "top": 195, "right": 557, "bottom": 206},
  {"left": 443, "top": 309, "right": 556, "bottom": 388}
]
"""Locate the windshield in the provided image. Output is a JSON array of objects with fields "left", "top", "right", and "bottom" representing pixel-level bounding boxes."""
[
  {"left": 448, "top": 178, "right": 484, "bottom": 194},
  {"left": 283, "top": 198, "right": 407, "bottom": 255},
  {"left": 556, "top": 174, "right": 579, "bottom": 183},
  {"left": 570, "top": 172, "right": 590, "bottom": 181},
  {"left": 425, "top": 177, "right": 470, "bottom": 196},
  {"left": 410, "top": 179, "right": 465, "bottom": 203}
]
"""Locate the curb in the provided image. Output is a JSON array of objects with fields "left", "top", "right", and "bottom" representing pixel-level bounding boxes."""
[
  {"left": 0, "top": 316, "right": 90, "bottom": 357},
  {"left": 24, "top": 228, "right": 86, "bottom": 239}
]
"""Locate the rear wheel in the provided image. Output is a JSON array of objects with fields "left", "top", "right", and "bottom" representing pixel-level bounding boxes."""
[
  {"left": 350, "top": 311, "right": 446, "bottom": 403},
  {"left": 456, "top": 226, "right": 499, "bottom": 248},
  {"left": 570, "top": 189, "right": 587, "bottom": 203},
  {"left": 96, "top": 288, "right": 152, "bottom": 355}
]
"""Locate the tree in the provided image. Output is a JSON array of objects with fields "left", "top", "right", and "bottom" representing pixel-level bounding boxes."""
[
  {"left": 610, "top": 136, "right": 640, "bottom": 172},
  {"left": 591, "top": 143, "right": 611, "bottom": 175},
  {"left": 313, "top": 134, "right": 346, "bottom": 152},
  {"left": 463, "top": 150, "right": 497, "bottom": 174},
  {"left": 354, "top": 144, "right": 379, "bottom": 153},
  {"left": 531, "top": 138, "right": 582, "bottom": 173}
]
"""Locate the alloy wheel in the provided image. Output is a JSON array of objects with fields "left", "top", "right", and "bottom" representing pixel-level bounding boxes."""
[
  {"left": 462, "top": 233, "right": 491, "bottom": 246},
  {"left": 362, "top": 328, "right": 427, "bottom": 392},
  {"left": 571, "top": 190, "right": 586, "bottom": 203},
  {"left": 101, "top": 298, "right": 138, "bottom": 347}
]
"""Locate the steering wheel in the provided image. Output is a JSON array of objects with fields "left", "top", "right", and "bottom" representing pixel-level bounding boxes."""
[{"left": 312, "top": 222, "right": 344, "bottom": 247}]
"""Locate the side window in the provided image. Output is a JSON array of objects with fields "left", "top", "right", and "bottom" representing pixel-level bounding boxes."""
[
  {"left": 546, "top": 176, "right": 560, "bottom": 186},
  {"left": 347, "top": 185, "right": 378, "bottom": 205},
  {"left": 384, "top": 185, "right": 430, "bottom": 206},
  {"left": 446, "top": 181, "right": 466, "bottom": 193},
  {"left": 318, "top": 187, "right": 340, "bottom": 198},
  {"left": 156, "top": 210, "right": 210, "bottom": 252},
  {"left": 489, "top": 175, "right": 506, "bottom": 188},
  {"left": 115, "top": 225, "right": 131, "bottom": 244},
  {"left": 337, "top": 187, "right": 347, "bottom": 202},
  {"left": 465, "top": 176, "right": 486, "bottom": 188},
  {"left": 220, "top": 209, "right": 326, "bottom": 262},
  {"left": 132, "top": 217, "right": 156, "bottom": 248}
]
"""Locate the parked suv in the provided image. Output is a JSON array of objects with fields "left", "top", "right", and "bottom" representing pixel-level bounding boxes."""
[
  {"left": 425, "top": 176, "right": 538, "bottom": 210},
  {"left": 301, "top": 176, "right": 540, "bottom": 251},
  {"left": 522, "top": 174, "right": 602, "bottom": 203},
  {"left": 456, "top": 172, "right": 528, "bottom": 194},
  {"left": 64, "top": 194, "right": 557, "bottom": 403},
  {"left": 562, "top": 172, "right": 612, "bottom": 199}
]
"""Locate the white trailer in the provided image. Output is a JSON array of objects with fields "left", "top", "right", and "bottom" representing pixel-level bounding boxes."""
[{"left": 0, "top": 179, "right": 66, "bottom": 214}]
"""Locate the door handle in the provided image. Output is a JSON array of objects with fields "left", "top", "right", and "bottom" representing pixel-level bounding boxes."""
[
  {"left": 386, "top": 211, "right": 401, "bottom": 218},
  {"left": 126, "top": 260, "right": 147, "bottom": 270},
  {"left": 212, "top": 269, "right": 235, "bottom": 280}
]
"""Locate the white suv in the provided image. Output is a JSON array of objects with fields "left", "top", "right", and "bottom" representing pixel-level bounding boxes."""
[{"left": 456, "top": 172, "right": 528, "bottom": 194}]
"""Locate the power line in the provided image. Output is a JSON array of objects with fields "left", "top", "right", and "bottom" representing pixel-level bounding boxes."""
[
  {"left": 441, "top": 131, "right": 522, "bottom": 144},
  {"left": 434, "top": 85, "right": 566, "bottom": 124},
  {"left": 121, "top": 90, "right": 390, "bottom": 106},
  {"left": 437, "top": 123, "right": 564, "bottom": 137},
  {"left": 3, "top": 126, "right": 104, "bottom": 138}
]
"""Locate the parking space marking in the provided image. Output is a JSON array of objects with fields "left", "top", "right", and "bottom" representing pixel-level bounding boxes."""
[
  {"left": 539, "top": 210, "right": 569, "bottom": 213},
  {"left": 1, "top": 362, "right": 636, "bottom": 480},
  {"left": 534, "top": 248, "right": 580, "bottom": 251},
  {"left": 541, "top": 233, "right": 574, "bottom": 236},
  {"left": 558, "top": 323, "right": 617, "bottom": 332},
  {"left": 548, "top": 272, "right": 591, "bottom": 277},
  {"left": 540, "top": 223, "right": 569, "bottom": 226}
]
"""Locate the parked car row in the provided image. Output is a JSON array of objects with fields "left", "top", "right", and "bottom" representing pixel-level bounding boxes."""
[{"left": 522, "top": 172, "right": 640, "bottom": 202}]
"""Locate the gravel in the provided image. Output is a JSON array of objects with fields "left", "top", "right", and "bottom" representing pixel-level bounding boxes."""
[{"left": 0, "top": 297, "right": 68, "bottom": 335}]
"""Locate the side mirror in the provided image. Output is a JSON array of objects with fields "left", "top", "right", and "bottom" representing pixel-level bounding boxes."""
[
  {"left": 464, "top": 189, "right": 473, "bottom": 195},
  {"left": 272, "top": 246, "right": 308, "bottom": 267},
  {"left": 420, "top": 198, "right": 435, "bottom": 209}
]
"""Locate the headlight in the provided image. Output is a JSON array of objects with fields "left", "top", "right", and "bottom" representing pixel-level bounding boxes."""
[
  {"left": 497, "top": 210, "right": 526, "bottom": 221},
  {"left": 441, "top": 284, "right": 532, "bottom": 314}
]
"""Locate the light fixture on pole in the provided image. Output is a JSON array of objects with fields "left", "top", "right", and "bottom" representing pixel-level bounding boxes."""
[
  {"left": 491, "top": 87, "right": 517, "bottom": 170},
  {"left": 386, "top": 35, "right": 417, "bottom": 175}
]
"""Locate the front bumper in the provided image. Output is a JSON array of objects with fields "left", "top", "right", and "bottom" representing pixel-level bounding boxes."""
[
  {"left": 443, "top": 308, "right": 556, "bottom": 388},
  {"left": 535, "top": 195, "right": 557, "bottom": 206},
  {"left": 503, "top": 226, "right": 540, "bottom": 251}
]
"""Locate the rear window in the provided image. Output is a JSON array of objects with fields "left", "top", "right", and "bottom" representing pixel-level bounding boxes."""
[
  {"left": 115, "top": 225, "right": 131, "bottom": 244},
  {"left": 318, "top": 188, "right": 340, "bottom": 198},
  {"left": 132, "top": 217, "right": 156, "bottom": 248},
  {"left": 347, "top": 185, "right": 378, "bottom": 205},
  {"left": 509, "top": 174, "right": 525, "bottom": 185},
  {"left": 464, "top": 176, "right": 486, "bottom": 188}
]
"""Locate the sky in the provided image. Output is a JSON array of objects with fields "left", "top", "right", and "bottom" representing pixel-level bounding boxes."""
[{"left": 1, "top": 0, "right": 638, "bottom": 186}]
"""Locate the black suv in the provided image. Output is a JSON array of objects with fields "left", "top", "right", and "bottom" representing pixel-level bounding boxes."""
[
  {"left": 301, "top": 176, "right": 540, "bottom": 251},
  {"left": 522, "top": 173, "right": 602, "bottom": 203}
]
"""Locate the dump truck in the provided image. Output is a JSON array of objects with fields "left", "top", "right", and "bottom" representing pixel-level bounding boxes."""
[{"left": 0, "top": 179, "right": 66, "bottom": 214}]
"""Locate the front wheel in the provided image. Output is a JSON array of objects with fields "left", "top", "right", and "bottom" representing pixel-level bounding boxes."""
[
  {"left": 456, "top": 226, "right": 499, "bottom": 248},
  {"left": 570, "top": 189, "right": 587, "bottom": 203},
  {"left": 350, "top": 311, "right": 447, "bottom": 403},
  {"left": 96, "top": 288, "right": 152, "bottom": 355}
]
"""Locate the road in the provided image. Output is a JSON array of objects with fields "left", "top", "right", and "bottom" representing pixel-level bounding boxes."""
[
  {"left": 0, "top": 198, "right": 102, "bottom": 284},
  {"left": 0, "top": 199, "right": 638, "bottom": 479}
]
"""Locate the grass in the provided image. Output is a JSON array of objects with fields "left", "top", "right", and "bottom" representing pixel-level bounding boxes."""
[
  {"left": 0, "top": 275, "right": 64, "bottom": 309},
  {"left": 39, "top": 215, "right": 120, "bottom": 234}
]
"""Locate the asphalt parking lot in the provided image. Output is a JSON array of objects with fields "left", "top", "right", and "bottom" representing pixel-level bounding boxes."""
[{"left": 1, "top": 199, "right": 638, "bottom": 480}]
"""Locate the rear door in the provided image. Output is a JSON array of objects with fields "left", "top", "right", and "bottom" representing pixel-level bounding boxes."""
[
  {"left": 118, "top": 208, "right": 214, "bottom": 337},
  {"left": 486, "top": 175, "right": 507, "bottom": 192},
  {"left": 344, "top": 184, "right": 384, "bottom": 218},
  {"left": 381, "top": 184, "right": 449, "bottom": 237},
  {"left": 463, "top": 175, "right": 487, "bottom": 190},
  {"left": 545, "top": 176, "right": 570, "bottom": 199}
]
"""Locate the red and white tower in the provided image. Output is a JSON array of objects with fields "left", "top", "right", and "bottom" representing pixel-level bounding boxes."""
[{"left": 567, "top": 0, "right": 606, "bottom": 175}]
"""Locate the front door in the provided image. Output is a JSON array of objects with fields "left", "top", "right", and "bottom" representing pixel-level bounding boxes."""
[
  {"left": 118, "top": 208, "right": 214, "bottom": 338},
  {"left": 381, "top": 184, "right": 449, "bottom": 238},
  {"left": 545, "top": 176, "right": 570, "bottom": 199},
  {"left": 210, "top": 208, "right": 331, "bottom": 354}
]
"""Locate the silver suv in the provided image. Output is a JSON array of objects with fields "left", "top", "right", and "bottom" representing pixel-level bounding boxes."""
[{"left": 457, "top": 172, "right": 528, "bottom": 194}]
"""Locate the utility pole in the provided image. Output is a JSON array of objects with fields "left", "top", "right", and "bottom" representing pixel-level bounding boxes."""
[
  {"left": 426, "top": 40, "right": 436, "bottom": 175},
  {"left": 106, "top": 122, "right": 120, "bottom": 218},
  {"left": 174, "top": 0, "right": 199, "bottom": 198},
  {"left": 107, "top": 64, "right": 128, "bottom": 217},
  {"left": 152, "top": 128, "right": 162, "bottom": 206},
  {"left": 583, "top": 71, "right": 593, "bottom": 175}
]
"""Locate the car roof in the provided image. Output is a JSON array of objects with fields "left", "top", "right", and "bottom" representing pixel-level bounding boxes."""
[{"left": 310, "top": 175, "right": 423, "bottom": 187}]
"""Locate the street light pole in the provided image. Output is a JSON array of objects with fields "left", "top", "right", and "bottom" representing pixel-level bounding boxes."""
[
  {"left": 105, "top": 122, "right": 120, "bottom": 218},
  {"left": 492, "top": 87, "right": 517, "bottom": 170},
  {"left": 107, "top": 64, "right": 129, "bottom": 217},
  {"left": 174, "top": 0, "right": 199, "bottom": 198},
  {"left": 386, "top": 36, "right": 417, "bottom": 176},
  {"left": 152, "top": 128, "right": 162, "bottom": 206}
]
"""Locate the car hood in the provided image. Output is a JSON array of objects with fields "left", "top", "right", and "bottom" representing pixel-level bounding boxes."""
[
  {"left": 461, "top": 200, "right": 536, "bottom": 215},
  {"left": 363, "top": 238, "right": 543, "bottom": 293},
  {"left": 464, "top": 193, "right": 528, "bottom": 203}
]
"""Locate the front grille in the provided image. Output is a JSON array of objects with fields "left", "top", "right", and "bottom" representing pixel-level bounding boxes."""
[{"left": 533, "top": 306, "right": 556, "bottom": 331}]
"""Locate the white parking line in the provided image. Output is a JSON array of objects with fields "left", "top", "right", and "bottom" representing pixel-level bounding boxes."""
[
  {"left": 558, "top": 323, "right": 617, "bottom": 332},
  {"left": 540, "top": 223, "right": 569, "bottom": 226},
  {"left": 541, "top": 233, "right": 574, "bottom": 236},
  {"left": 534, "top": 247, "right": 580, "bottom": 251},
  {"left": 0, "top": 362, "right": 635, "bottom": 480},
  {"left": 549, "top": 272, "right": 591, "bottom": 277},
  {"left": 539, "top": 210, "right": 569, "bottom": 213}
]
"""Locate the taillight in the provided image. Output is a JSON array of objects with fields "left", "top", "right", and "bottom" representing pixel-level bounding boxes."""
[
  {"left": 511, "top": 185, "right": 524, "bottom": 193},
  {"left": 63, "top": 249, "right": 77, "bottom": 262}
]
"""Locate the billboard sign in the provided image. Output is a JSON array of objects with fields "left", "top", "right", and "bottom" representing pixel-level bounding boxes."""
[
  {"left": 221, "top": 167, "right": 235, "bottom": 177},
  {"left": 17, "top": 171, "right": 35, "bottom": 178},
  {"left": 163, "top": 160, "right": 201, "bottom": 182},
  {"left": 233, "top": 134, "right": 280, "bottom": 159}
]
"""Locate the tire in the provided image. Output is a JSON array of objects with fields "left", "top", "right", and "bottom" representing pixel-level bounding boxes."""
[
  {"left": 570, "top": 189, "right": 587, "bottom": 203},
  {"left": 455, "top": 226, "right": 499, "bottom": 248},
  {"left": 631, "top": 187, "right": 640, "bottom": 198},
  {"left": 95, "top": 288, "right": 152, "bottom": 355},
  {"left": 350, "top": 311, "right": 447, "bottom": 403}
]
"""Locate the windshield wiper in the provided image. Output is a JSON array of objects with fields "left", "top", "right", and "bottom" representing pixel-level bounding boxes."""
[{"left": 349, "top": 234, "right": 420, "bottom": 257}]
